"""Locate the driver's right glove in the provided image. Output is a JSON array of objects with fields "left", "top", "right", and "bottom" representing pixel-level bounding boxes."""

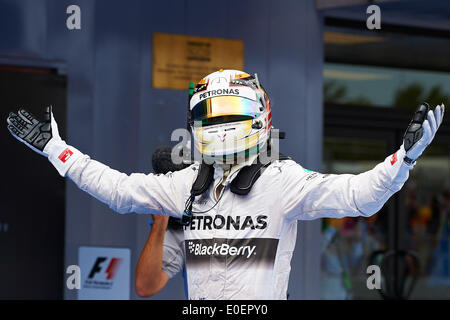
[{"left": 7, "top": 106, "right": 82, "bottom": 176}]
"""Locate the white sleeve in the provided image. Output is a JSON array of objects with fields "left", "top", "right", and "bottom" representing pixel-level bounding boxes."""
[
  {"left": 281, "top": 145, "right": 413, "bottom": 220},
  {"left": 66, "top": 152, "right": 197, "bottom": 216},
  {"left": 161, "top": 228, "right": 185, "bottom": 278}
]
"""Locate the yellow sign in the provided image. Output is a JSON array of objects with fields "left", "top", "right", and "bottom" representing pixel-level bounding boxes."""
[{"left": 152, "top": 33, "right": 244, "bottom": 90}]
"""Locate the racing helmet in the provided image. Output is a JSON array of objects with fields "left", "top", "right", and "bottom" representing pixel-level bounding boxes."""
[{"left": 189, "top": 69, "right": 272, "bottom": 162}]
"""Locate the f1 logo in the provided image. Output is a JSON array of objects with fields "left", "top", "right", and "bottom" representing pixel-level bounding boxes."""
[{"left": 88, "top": 257, "right": 122, "bottom": 280}]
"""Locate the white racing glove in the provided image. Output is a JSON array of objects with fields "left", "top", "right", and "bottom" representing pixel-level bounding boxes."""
[
  {"left": 402, "top": 102, "right": 445, "bottom": 165},
  {"left": 7, "top": 106, "right": 82, "bottom": 176}
]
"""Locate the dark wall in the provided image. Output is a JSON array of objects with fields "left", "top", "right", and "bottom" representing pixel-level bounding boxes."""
[
  {"left": 0, "top": 0, "right": 323, "bottom": 299},
  {"left": 0, "top": 69, "right": 67, "bottom": 299}
]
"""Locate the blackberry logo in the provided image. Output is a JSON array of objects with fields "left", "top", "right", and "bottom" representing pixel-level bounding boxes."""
[
  {"left": 188, "top": 241, "right": 256, "bottom": 259},
  {"left": 185, "top": 238, "right": 279, "bottom": 267}
]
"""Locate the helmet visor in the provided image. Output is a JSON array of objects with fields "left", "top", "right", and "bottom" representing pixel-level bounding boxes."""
[{"left": 191, "top": 96, "right": 261, "bottom": 127}]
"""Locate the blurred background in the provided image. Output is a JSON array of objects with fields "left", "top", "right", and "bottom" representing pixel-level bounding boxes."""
[{"left": 0, "top": 0, "right": 449, "bottom": 300}]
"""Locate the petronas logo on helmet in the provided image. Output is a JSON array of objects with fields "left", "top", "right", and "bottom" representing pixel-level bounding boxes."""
[{"left": 199, "top": 88, "right": 240, "bottom": 100}]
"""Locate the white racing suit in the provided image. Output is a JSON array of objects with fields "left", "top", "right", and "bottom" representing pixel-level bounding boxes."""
[
  {"left": 161, "top": 227, "right": 185, "bottom": 280},
  {"left": 161, "top": 224, "right": 187, "bottom": 298},
  {"left": 65, "top": 145, "right": 412, "bottom": 299}
]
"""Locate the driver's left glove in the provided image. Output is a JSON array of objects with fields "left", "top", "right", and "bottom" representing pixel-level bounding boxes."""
[{"left": 402, "top": 102, "right": 445, "bottom": 165}]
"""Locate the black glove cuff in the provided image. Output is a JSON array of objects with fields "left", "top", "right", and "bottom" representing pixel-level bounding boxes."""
[{"left": 404, "top": 156, "right": 415, "bottom": 165}]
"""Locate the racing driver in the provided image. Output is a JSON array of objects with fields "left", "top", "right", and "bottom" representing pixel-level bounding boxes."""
[{"left": 6, "top": 69, "right": 445, "bottom": 299}]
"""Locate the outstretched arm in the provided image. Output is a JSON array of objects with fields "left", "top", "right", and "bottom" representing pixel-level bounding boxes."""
[
  {"left": 282, "top": 103, "right": 445, "bottom": 220},
  {"left": 7, "top": 106, "right": 195, "bottom": 216}
]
